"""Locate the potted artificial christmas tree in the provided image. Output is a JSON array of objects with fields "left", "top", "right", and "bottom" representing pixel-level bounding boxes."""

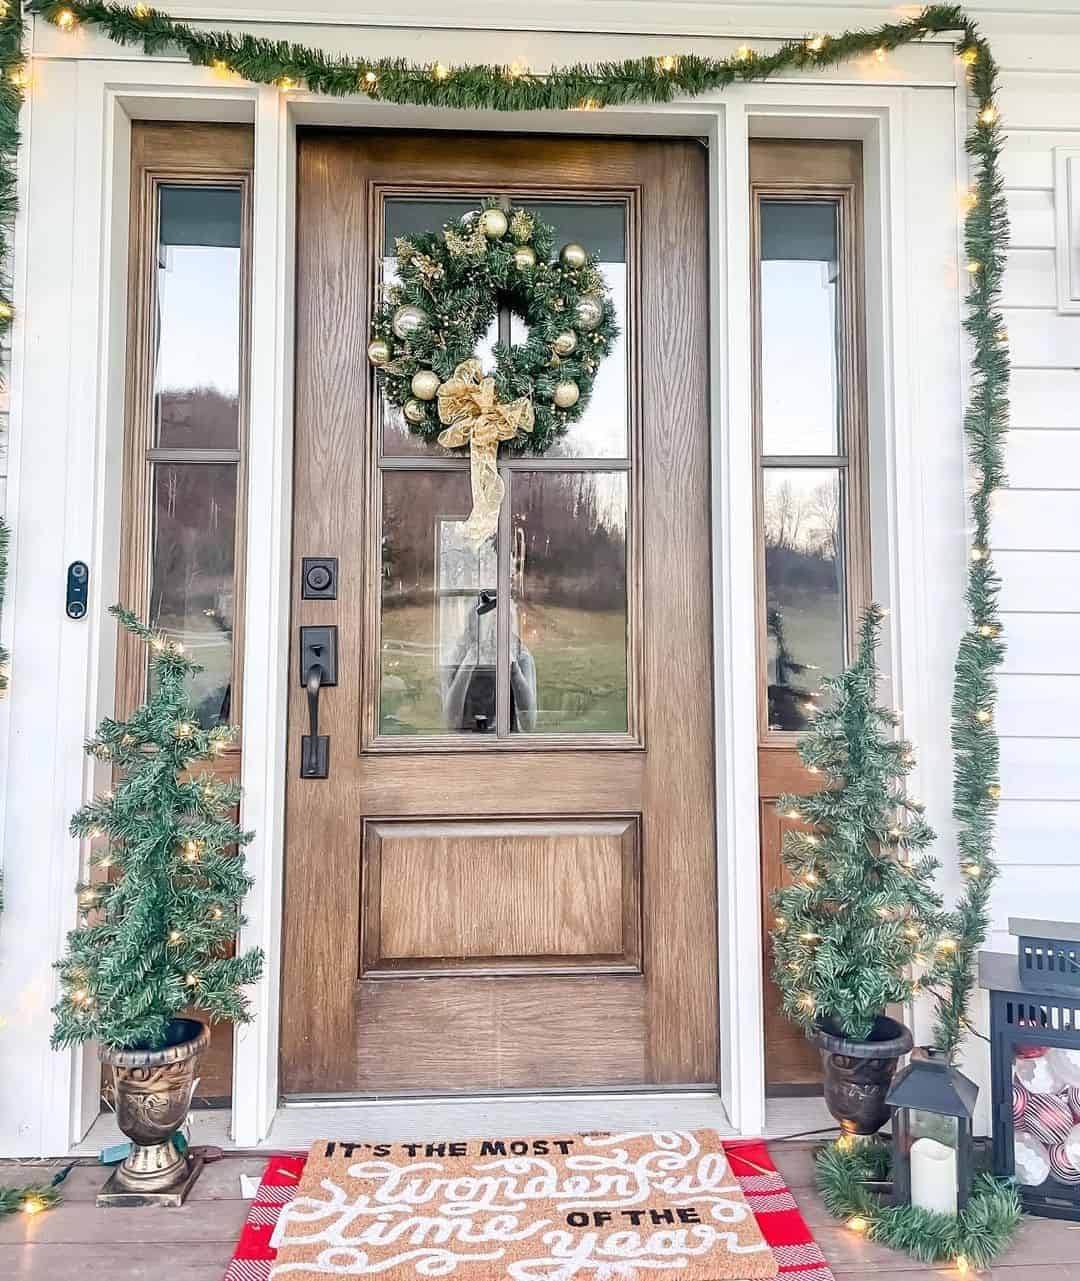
[
  {"left": 771, "top": 604, "right": 947, "bottom": 1136},
  {"left": 52, "top": 607, "right": 263, "bottom": 1205}
]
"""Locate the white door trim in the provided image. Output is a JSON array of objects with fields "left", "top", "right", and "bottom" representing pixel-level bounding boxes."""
[{"left": 0, "top": 34, "right": 966, "bottom": 1155}]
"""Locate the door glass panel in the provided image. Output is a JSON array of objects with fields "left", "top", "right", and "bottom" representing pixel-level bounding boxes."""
[
  {"left": 510, "top": 201, "right": 628, "bottom": 459},
  {"left": 380, "top": 470, "right": 498, "bottom": 735},
  {"left": 149, "top": 462, "right": 237, "bottom": 727},
  {"left": 760, "top": 200, "right": 840, "bottom": 456},
  {"left": 381, "top": 198, "right": 498, "bottom": 459},
  {"left": 154, "top": 185, "right": 243, "bottom": 449},
  {"left": 511, "top": 471, "right": 628, "bottom": 734},
  {"left": 762, "top": 467, "right": 844, "bottom": 732}
]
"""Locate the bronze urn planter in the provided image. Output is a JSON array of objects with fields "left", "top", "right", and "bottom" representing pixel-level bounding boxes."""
[
  {"left": 97, "top": 1017, "right": 209, "bottom": 1207},
  {"left": 813, "top": 1014, "right": 914, "bottom": 1137}
]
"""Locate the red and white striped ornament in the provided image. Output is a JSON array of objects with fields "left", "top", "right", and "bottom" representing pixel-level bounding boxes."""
[
  {"left": 1023, "top": 1093, "right": 1073, "bottom": 1148},
  {"left": 1013, "top": 1079, "right": 1030, "bottom": 1124},
  {"left": 1067, "top": 1087, "right": 1080, "bottom": 1122},
  {"left": 1048, "top": 1142, "right": 1080, "bottom": 1185}
]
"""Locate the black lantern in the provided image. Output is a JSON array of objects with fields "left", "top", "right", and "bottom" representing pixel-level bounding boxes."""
[
  {"left": 980, "top": 919, "right": 1080, "bottom": 1222},
  {"left": 886, "top": 1050, "right": 977, "bottom": 1216}
]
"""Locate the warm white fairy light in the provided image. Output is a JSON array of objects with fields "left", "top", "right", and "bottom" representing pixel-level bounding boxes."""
[
  {"left": 978, "top": 105, "right": 998, "bottom": 125},
  {"left": 21, "top": 1197, "right": 46, "bottom": 1216},
  {"left": 432, "top": 63, "right": 449, "bottom": 81},
  {"left": 976, "top": 709, "right": 992, "bottom": 723},
  {"left": 56, "top": 9, "right": 77, "bottom": 31},
  {"left": 806, "top": 34, "right": 828, "bottom": 53},
  {"left": 735, "top": 45, "right": 753, "bottom": 62},
  {"left": 656, "top": 55, "right": 679, "bottom": 73}
]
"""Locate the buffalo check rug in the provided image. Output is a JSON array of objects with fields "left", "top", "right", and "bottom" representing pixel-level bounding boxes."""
[{"left": 223, "top": 1132, "right": 835, "bottom": 1281}]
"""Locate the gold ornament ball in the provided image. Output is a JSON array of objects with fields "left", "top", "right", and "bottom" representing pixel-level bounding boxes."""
[
  {"left": 480, "top": 208, "right": 509, "bottom": 239},
  {"left": 574, "top": 295, "right": 604, "bottom": 332},
  {"left": 410, "top": 369, "right": 440, "bottom": 401},
  {"left": 560, "top": 242, "right": 588, "bottom": 270},
  {"left": 391, "top": 304, "right": 427, "bottom": 340},
  {"left": 402, "top": 398, "right": 426, "bottom": 425},
  {"left": 367, "top": 338, "right": 391, "bottom": 366},
  {"left": 553, "top": 380, "right": 580, "bottom": 409},
  {"left": 512, "top": 245, "right": 537, "bottom": 271},
  {"left": 553, "top": 330, "right": 577, "bottom": 356}
]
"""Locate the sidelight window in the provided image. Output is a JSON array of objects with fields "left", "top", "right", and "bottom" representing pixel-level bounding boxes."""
[
  {"left": 118, "top": 126, "right": 252, "bottom": 734},
  {"left": 375, "top": 196, "right": 635, "bottom": 744},
  {"left": 752, "top": 175, "right": 869, "bottom": 737}
]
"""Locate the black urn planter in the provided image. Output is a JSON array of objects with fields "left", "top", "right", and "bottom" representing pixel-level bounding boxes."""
[{"left": 813, "top": 1014, "right": 913, "bottom": 1136}]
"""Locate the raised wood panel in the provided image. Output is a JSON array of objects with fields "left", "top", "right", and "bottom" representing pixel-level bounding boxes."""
[
  {"left": 1002, "top": 307, "right": 1080, "bottom": 367},
  {"left": 998, "top": 674, "right": 1080, "bottom": 737},
  {"left": 361, "top": 817, "right": 641, "bottom": 975},
  {"left": 1001, "top": 613, "right": 1080, "bottom": 674},
  {"left": 998, "top": 551, "right": 1080, "bottom": 610},
  {"left": 1000, "top": 737, "right": 1080, "bottom": 801},
  {"left": 994, "top": 490, "right": 1080, "bottom": 550},
  {"left": 759, "top": 800, "right": 820, "bottom": 1088},
  {"left": 1002, "top": 249, "right": 1057, "bottom": 308},
  {"left": 1010, "top": 369, "right": 1080, "bottom": 429},
  {"left": 1006, "top": 429, "right": 1080, "bottom": 489}
]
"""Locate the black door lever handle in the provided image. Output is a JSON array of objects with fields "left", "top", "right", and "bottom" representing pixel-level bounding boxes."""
[{"left": 299, "top": 625, "right": 336, "bottom": 779}]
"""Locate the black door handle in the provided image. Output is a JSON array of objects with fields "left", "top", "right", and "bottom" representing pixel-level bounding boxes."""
[
  {"left": 299, "top": 625, "right": 336, "bottom": 779},
  {"left": 303, "top": 663, "right": 326, "bottom": 777}
]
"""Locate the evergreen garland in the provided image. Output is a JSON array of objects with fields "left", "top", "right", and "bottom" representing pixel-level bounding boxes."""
[
  {"left": 13, "top": 0, "right": 1010, "bottom": 1203},
  {"left": 771, "top": 605, "right": 948, "bottom": 1042},
  {"left": 372, "top": 203, "right": 617, "bottom": 454},
  {"left": 815, "top": 1141, "right": 1021, "bottom": 1269},
  {"left": 51, "top": 606, "right": 264, "bottom": 1051}
]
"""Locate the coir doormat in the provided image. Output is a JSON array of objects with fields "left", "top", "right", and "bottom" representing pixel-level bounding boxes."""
[{"left": 225, "top": 1132, "right": 836, "bottom": 1281}]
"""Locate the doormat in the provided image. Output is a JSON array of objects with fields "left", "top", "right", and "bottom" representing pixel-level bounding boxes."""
[{"left": 224, "top": 1133, "right": 835, "bottom": 1281}]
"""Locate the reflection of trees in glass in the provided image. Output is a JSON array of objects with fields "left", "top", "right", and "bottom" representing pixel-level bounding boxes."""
[
  {"left": 150, "top": 451, "right": 236, "bottom": 728},
  {"left": 763, "top": 474, "right": 842, "bottom": 732},
  {"left": 767, "top": 607, "right": 812, "bottom": 733}
]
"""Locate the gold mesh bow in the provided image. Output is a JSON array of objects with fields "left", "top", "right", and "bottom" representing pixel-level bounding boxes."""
[{"left": 437, "top": 359, "right": 534, "bottom": 545}]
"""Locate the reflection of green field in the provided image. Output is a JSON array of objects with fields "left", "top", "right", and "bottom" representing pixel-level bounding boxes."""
[{"left": 381, "top": 603, "right": 627, "bottom": 736}]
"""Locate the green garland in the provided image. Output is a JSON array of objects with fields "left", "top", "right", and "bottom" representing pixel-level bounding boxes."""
[
  {"left": 10, "top": 0, "right": 1013, "bottom": 1254},
  {"left": 816, "top": 1141, "right": 1021, "bottom": 1270},
  {"left": 371, "top": 203, "right": 617, "bottom": 454}
]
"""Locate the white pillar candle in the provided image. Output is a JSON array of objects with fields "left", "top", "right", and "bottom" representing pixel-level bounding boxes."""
[{"left": 909, "top": 1135, "right": 958, "bottom": 1216}]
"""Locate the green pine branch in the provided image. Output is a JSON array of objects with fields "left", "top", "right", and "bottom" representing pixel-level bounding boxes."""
[
  {"left": 771, "top": 605, "right": 947, "bottom": 1042},
  {"left": 816, "top": 1141, "right": 1021, "bottom": 1268},
  {"left": 51, "top": 605, "right": 263, "bottom": 1051}
]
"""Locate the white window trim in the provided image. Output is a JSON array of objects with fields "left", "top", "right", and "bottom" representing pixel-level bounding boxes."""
[{"left": 0, "top": 42, "right": 968, "bottom": 1154}]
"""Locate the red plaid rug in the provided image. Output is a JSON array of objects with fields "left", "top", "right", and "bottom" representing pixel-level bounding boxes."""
[{"left": 224, "top": 1139, "right": 834, "bottom": 1281}]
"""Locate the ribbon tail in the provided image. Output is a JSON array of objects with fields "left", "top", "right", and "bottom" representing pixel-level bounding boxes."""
[{"left": 461, "top": 433, "right": 503, "bottom": 546}]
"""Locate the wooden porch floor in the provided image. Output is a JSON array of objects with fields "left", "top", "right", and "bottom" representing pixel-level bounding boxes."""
[{"left": 1, "top": 1141, "right": 1075, "bottom": 1280}]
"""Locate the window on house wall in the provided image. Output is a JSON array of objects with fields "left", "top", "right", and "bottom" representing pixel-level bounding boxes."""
[
  {"left": 752, "top": 145, "right": 869, "bottom": 739},
  {"left": 118, "top": 125, "right": 253, "bottom": 741}
]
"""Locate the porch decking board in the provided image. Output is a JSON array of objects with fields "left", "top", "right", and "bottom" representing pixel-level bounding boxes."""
[{"left": 2, "top": 1142, "right": 1074, "bottom": 1280}]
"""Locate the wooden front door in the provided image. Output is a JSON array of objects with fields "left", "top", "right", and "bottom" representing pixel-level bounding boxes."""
[{"left": 280, "top": 131, "right": 716, "bottom": 1097}]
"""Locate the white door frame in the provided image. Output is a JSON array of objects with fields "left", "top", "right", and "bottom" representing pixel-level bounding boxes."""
[{"left": 0, "top": 21, "right": 967, "bottom": 1155}]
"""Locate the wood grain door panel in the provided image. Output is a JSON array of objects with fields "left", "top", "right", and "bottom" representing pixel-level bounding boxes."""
[{"left": 282, "top": 131, "right": 716, "bottom": 1096}]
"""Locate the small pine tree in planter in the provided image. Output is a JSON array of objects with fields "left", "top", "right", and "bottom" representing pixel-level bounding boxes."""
[
  {"left": 770, "top": 603, "right": 947, "bottom": 1137},
  {"left": 52, "top": 606, "right": 263, "bottom": 1203}
]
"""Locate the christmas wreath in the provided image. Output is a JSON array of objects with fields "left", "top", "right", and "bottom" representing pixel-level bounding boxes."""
[{"left": 367, "top": 203, "right": 618, "bottom": 542}]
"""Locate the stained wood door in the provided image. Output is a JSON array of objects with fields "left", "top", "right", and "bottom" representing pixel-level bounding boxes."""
[{"left": 281, "top": 131, "right": 716, "bottom": 1096}]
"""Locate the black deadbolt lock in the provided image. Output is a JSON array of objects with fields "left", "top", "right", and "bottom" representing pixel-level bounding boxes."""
[
  {"left": 302, "top": 556, "right": 338, "bottom": 600},
  {"left": 66, "top": 560, "right": 89, "bottom": 620}
]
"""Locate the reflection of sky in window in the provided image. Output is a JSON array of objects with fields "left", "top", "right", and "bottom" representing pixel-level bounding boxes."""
[
  {"left": 155, "top": 245, "right": 241, "bottom": 396},
  {"left": 760, "top": 259, "right": 838, "bottom": 456}
]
